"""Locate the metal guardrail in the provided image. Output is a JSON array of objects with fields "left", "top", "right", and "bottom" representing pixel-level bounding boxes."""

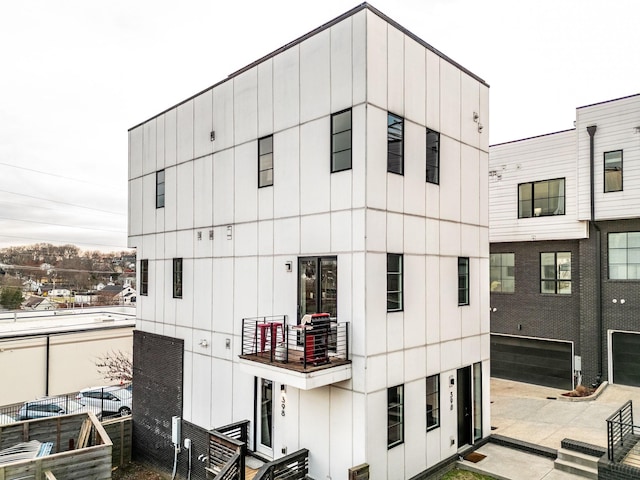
[
  {"left": 253, "top": 448, "right": 309, "bottom": 480},
  {"left": 606, "top": 400, "right": 635, "bottom": 462}
]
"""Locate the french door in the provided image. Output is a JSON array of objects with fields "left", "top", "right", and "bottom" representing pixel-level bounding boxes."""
[{"left": 298, "top": 257, "right": 337, "bottom": 322}]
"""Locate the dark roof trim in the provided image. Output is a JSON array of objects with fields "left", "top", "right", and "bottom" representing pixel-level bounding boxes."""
[
  {"left": 129, "top": 2, "right": 488, "bottom": 132},
  {"left": 577, "top": 92, "right": 640, "bottom": 110},
  {"left": 490, "top": 128, "right": 576, "bottom": 147}
]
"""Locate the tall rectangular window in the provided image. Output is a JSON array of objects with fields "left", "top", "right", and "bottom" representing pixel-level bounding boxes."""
[
  {"left": 426, "top": 128, "right": 440, "bottom": 184},
  {"left": 156, "top": 170, "right": 165, "bottom": 208},
  {"left": 518, "top": 178, "right": 565, "bottom": 218},
  {"left": 541, "top": 252, "right": 571, "bottom": 294},
  {"left": 490, "top": 253, "right": 515, "bottom": 293},
  {"left": 140, "top": 260, "right": 149, "bottom": 296},
  {"left": 604, "top": 150, "right": 623, "bottom": 193},
  {"left": 609, "top": 232, "right": 640, "bottom": 279},
  {"left": 426, "top": 375, "right": 440, "bottom": 431},
  {"left": 331, "top": 109, "right": 352, "bottom": 172},
  {"left": 387, "top": 254, "right": 403, "bottom": 312},
  {"left": 387, "top": 113, "right": 404, "bottom": 174},
  {"left": 173, "top": 258, "right": 183, "bottom": 299},
  {"left": 387, "top": 385, "right": 404, "bottom": 448},
  {"left": 458, "top": 257, "right": 469, "bottom": 305},
  {"left": 258, "top": 135, "right": 273, "bottom": 187}
]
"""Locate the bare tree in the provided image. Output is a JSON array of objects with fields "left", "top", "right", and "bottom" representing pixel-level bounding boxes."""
[{"left": 95, "top": 350, "right": 132, "bottom": 383}]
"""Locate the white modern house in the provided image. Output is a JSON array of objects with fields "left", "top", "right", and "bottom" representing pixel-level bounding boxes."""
[{"left": 128, "top": 4, "right": 490, "bottom": 479}]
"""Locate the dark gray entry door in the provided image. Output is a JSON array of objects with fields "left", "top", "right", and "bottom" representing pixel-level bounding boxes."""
[{"left": 612, "top": 332, "right": 640, "bottom": 387}]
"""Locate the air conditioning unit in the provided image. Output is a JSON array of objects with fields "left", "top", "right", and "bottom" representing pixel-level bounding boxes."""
[{"left": 348, "top": 463, "right": 369, "bottom": 480}]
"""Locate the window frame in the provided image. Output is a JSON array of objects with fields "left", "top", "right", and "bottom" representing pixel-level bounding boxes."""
[
  {"left": 140, "top": 259, "right": 149, "bottom": 296},
  {"left": 387, "top": 253, "right": 403, "bottom": 312},
  {"left": 173, "top": 258, "right": 183, "bottom": 299},
  {"left": 331, "top": 109, "right": 352, "bottom": 173},
  {"left": 490, "top": 253, "right": 515, "bottom": 293},
  {"left": 608, "top": 232, "right": 640, "bottom": 280},
  {"left": 458, "top": 257, "right": 470, "bottom": 306},
  {"left": 387, "top": 112, "right": 404, "bottom": 175},
  {"left": 604, "top": 150, "right": 623, "bottom": 193},
  {"left": 426, "top": 128, "right": 440, "bottom": 184},
  {"left": 387, "top": 384, "right": 404, "bottom": 449},
  {"left": 517, "top": 178, "right": 565, "bottom": 218},
  {"left": 540, "top": 252, "right": 572, "bottom": 294},
  {"left": 426, "top": 374, "right": 440, "bottom": 431},
  {"left": 156, "top": 170, "right": 165, "bottom": 208},
  {"left": 258, "top": 135, "right": 274, "bottom": 188}
]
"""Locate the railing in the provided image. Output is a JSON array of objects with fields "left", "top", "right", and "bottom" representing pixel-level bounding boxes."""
[
  {"left": 254, "top": 448, "right": 309, "bottom": 480},
  {"left": 208, "top": 420, "right": 250, "bottom": 480},
  {"left": 606, "top": 400, "right": 636, "bottom": 461},
  {"left": 241, "top": 315, "right": 350, "bottom": 371}
]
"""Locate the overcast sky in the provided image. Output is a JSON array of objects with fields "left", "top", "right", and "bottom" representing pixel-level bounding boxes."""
[{"left": 1, "top": 0, "right": 639, "bottom": 253}]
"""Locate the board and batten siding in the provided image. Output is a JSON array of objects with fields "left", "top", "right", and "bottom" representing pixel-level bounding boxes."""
[
  {"left": 489, "top": 129, "right": 588, "bottom": 243},
  {"left": 576, "top": 94, "right": 640, "bottom": 221}
]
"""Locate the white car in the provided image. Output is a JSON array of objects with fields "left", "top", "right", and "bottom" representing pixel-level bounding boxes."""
[
  {"left": 76, "top": 386, "right": 132, "bottom": 417},
  {"left": 18, "top": 398, "right": 101, "bottom": 420}
]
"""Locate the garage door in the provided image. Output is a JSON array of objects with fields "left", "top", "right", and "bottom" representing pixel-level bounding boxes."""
[
  {"left": 491, "top": 335, "right": 573, "bottom": 390},
  {"left": 612, "top": 332, "right": 640, "bottom": 387}
]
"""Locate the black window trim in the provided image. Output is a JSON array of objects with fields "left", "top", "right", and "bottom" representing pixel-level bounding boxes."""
[
  {"left": 517, "top": 177, "right": 566, "bottom": 218},
  {"left": 258, "top": 135, "right": 274, "bottom": 188},
  {"left": 173, "top": 257, "right": 183, "bottom": 299},
  {"left": 458, "top": 257, "right": 470, "bottom": 306},
  {"left": 426, "top": 127, "right": 440, "bottom": 185},
  {"left": 156, "top": 169, "right": 165, "bottom": 209},
  {"left": 426, "top": 374, "right": 440, "bottom": 432},
  {"left": 140, "top": 259, "right": 149, "bottom": 296},
  {"left": 387, "top": 253, "right": 404, "bottom": 312},
  {"left": 604, "top": 149, "right": 623, "bottom": 193},
  {"left": 540, "top": 251, "right": 572, "bottom": 295},
  {"left": 387, "top": 112, "right": 404, "bottom": 175},
  {"left": 387, "top": 384, "right": 404, "bottom": 449},
  {"left": 331, "top": 108, "right": 352, "bottom": 173}
]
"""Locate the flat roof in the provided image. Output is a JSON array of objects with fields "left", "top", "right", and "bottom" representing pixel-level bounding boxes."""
[{"left": 130, "top": 2, "right": 488, "bottom": 131}]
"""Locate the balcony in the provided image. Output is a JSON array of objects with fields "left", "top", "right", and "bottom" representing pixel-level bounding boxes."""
[{"left": 238, "top": 315, "right": 351, "bottom": 390}]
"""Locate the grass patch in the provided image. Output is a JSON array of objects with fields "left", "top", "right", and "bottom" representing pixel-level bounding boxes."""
[{"left": 441, "top": 468, "right": 497, "bottom": 480}]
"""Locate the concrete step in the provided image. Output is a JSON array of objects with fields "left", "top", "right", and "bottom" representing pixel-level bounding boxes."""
[
  {"left": 554, "top": 457, "right": 598, "bottom": 480},
  {"left": 557, "top": 447, "right": 600, "bottom": 469}
]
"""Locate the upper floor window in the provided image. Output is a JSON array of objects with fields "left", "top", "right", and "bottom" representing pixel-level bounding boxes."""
[
  {"left": 604, "top": 150, "right": 623, "bottom": 193},
  {"left": 173, "top": 258, "right": 183, "bottom": 299},
  {"left": 140, "top": 259, "right": 149, "bottom": 296},
  {"left": 156, "top": 170, "right": 165, "bottom": 208},
  {"left": 387, "top": 254, "right": 403, "bottom": 312},
  {"left": 331, "top": 109, "right": 352, "bottom": 172},
  {"left": 426, "top": 128, "right": 440, "bottom": 184},
  {"left": 518, "top": 178, "right": 565, "bottom": 218},
  {"left": 609, "top": 232, "right": 640, "bottom": 280},
  {"left": 540, "top": 252, "right": 571, "bottom": 294},
  {"left": 426, "top": 374, "right": 440, "bottom": 431},
  {"left": 387, "top": 384, "right": 404, "bottom": 448},
  {"left": 458, "top": 257, "right": 469, "bottom": 305},
  {"left": 387, "top": 113, "right": 404, "bottom": 175},
  {"left": 258, "top": 135, "right": 273, "bottom": 187},
  {"left": 490, "top": 253, "right": 515, "bottom": 293}
]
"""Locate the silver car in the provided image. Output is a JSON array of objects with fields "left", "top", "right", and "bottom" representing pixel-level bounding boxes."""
[
  {"left": 18, "top": 398, "right": 101, "bottom": 420},
  {"left": 76, "top": 386, "right": 132, "bottom": 416}
]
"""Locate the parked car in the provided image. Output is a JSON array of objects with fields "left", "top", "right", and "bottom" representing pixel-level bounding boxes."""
[
  {"left": 18, "top": 398, "right": 101, "bottom": 420},
  {"left": 76, "top": 386, "right": 132, "bottom": 416},
  {"left": 0, "top": 413, "right": 16, "bottom": 425}
]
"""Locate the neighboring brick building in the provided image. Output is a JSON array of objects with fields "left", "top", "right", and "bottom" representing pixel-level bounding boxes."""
[{"left": 489, "top": 94, "right": 640, "bottom": 390}]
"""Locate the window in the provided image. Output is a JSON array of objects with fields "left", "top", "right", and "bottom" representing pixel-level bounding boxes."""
[
  {"left": 518, "top": 178, "right": 565, "bottom": 218},
  {"left": 140, "top": 260, "right": 149, "bottom": 296},
  {"left": 387, "top": 113, "right": 404, "bottom": 174},
  {"left": 604, "top": 150, "right": 623, "bottom": 193},
  {"left": 490, "top": 253, "right": 515, "bottom": 293},
  {"left": 540, "top": 252, "right": 571, "bottom": 294},
  {"left": 156, "top": 170, "right": 165, "bottom": 208},
  {"left": 387, "top": 254, "right": 403, "bottom": 311},
  {"left": 426, "top": 375, "right": 440, "bottom": 431},
  {"left": 258, "top": 135, "right": 273, "bottom": 187},
  {"left": 426, "top": 128, "right": 440, "bottom": 184},
  {"left": 331, "top": 109, "right": 352, "bottom": 172},
  {"left": 298, "top": 257, "right": 337, "bottom": 319},
  {"left": 387, "top": 385, "right": 404, "bottom": 448},
  {"left": 173, "top": 258, "right": 183, "bottom": 299},
  {"left": 458, "top": 257, "right": 469, "bottom": 305},
  {"left": 609, "top": 232, "right": 640, "bottom": 280}
]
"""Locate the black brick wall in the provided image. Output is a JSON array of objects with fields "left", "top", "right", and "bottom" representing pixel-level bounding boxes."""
[{"left": 599, "top": 457, "right": 640, "bottom": 480}]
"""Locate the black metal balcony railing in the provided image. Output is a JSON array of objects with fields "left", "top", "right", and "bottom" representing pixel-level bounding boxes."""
[
  {"left": 606, "top": 400, "right": 640, "bottom": 462},
  {"left": 240, "top": 315, "right": 350, "bottom": 372}
]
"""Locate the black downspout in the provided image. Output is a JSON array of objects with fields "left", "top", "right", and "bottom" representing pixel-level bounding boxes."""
[
  {"left": 45, "top": 335, "right": 50, "bottom": 396},
  {"left": 587, "top": 124, "right": 603, "bottom": 386}
]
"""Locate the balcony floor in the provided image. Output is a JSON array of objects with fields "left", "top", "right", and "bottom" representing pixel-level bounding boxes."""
[{"left": 239, "top": 348, "right": 351, "bottom": 373}]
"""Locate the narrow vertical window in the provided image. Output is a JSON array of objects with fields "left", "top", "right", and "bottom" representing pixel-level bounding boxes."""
[
  {"left": 426, "top": 375, "right": 440, "bottom": 431},
  {"left": 458, "top": 257, "right": 469, "bottom": 306},
  {"left": 331, "top": 109, "right": 352, "bottom": 172},
  {"left": 140, "top": 259, "right": 149, "bottom": 296},
  {"left": 604, "top": 150, "right": 623, "bottom": 192},
  {"left": 156, "top": 170, "right": 165, "bottom": 208},
  {"left": 387, "top": 113, "right": 404, "bottom": 174},
  {"left": 426, "top": 128, "right": 440, "bottom": 184},
  {"left": 387, "top": 385, "right": 404, "bottom": 448},
  {"left": 258, "top": 135, "right": 273, "bottom": 187},
  {"left": 173, "top": 258, "right": 183, "bottom": 299},
  {"left": 387, "top": 254, "right": 403, "bottom": 312},
  {"left": 473, "top": 362, "right": 483, "bottom": 442}
]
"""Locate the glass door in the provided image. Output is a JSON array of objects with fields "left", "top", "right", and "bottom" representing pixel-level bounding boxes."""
[
  {"left": 298, "top": 257, "right": 337, "bottom": 322},
  {"left": 256, "top": 378, "right": 273, "bottom": 457}
]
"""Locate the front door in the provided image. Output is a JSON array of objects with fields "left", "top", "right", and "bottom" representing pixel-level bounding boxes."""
[
  {"left": 256, "top": 378, "right": 274, "bottom": 457},
  {"left": 457, "top": 366, "right": 472, "bottom": 448},
  {"left": 298, "top": 257, "right": 337, "bottom": 321}
]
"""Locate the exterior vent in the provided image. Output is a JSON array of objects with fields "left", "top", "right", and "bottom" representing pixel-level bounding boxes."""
[{"left": 348, "top": 463, "right": 369, "bottom": 480}]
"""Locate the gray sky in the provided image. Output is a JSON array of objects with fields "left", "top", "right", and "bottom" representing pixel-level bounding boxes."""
[{"left": 1, "top": 0, "right": 639, "bottom": 253}]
